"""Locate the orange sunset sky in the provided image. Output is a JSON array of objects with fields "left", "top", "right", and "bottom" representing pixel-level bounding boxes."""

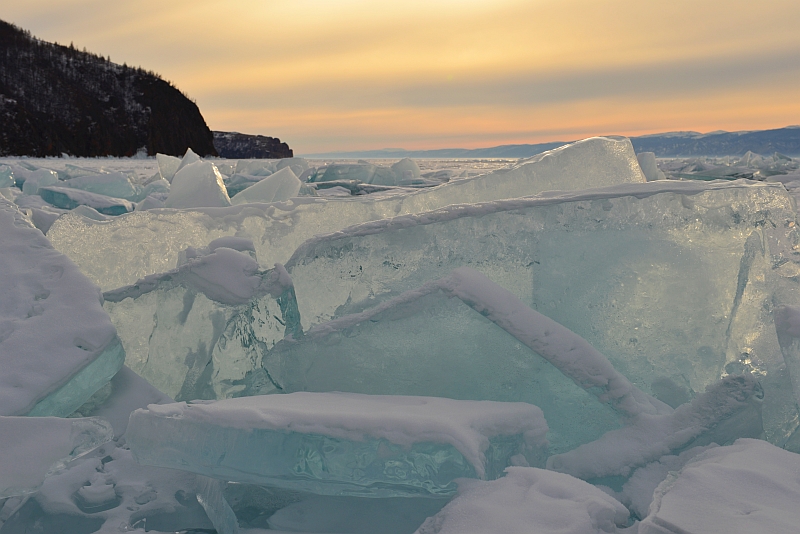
[{"left": 2, "top": 0, "right": 799, "bottom": 154}]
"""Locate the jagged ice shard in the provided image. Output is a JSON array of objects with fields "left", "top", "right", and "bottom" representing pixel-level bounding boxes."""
[
  {"left": 103, "top": 238, "right": 298, "bottom": 400},
  {"left": 48, "top": 137, "right": 646, "bottom": 290},
  {"left": 275, "top": 180, "right": 798, "bottom": 451},
  {"left": 0, "top": 198, "right": 125, "bottom": 417},
  {"left": 126, "top": 392, "right": 549, "bottom": 497},
  {"left": 6, "top": 140, "right": 800, "bottom": 531}
]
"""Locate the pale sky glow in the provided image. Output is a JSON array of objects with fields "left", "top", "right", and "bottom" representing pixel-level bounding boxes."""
[{"left": 2, "top": 0, "right": 799, "bottom": 153}]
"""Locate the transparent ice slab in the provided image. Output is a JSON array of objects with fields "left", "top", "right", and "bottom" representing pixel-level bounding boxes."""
[
  {"left": 278, "top": 180, "right": 799, "bottom": 445},
  {"left": 0, "top": 416, "right": 113, "bottom": 498},
  {"left": 270, "top": 267, "right": 670, "bottom": 453},
  {"left": 103, "top": 246, "right": 298, "bottom": 400},
  {"left": 60, "top": 171, "right": 139, "bottom": 200},
  {"left": 0, "top": 198, "right": 125, "bottom": 416},
  {"left": 126, "top": 393, "right": 549, "bottom": 497},
  {"left": 38, "top": 186, "right": 134, "bottom": 215},
  {"left": 48, "top": 137, "right": 645, "bottom": 290}
]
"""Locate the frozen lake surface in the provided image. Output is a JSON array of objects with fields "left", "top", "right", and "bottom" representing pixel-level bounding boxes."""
[{"left": 2, "top": 142, "right": 800, "bottom": 533}]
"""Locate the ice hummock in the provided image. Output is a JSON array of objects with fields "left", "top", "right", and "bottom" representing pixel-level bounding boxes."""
[
  {"left": 48, "top": 136, "right": 646, "bottom": 290},
  {"left": 103, "top": 242, "right": 297, "bottom": 400},
  {"left": 126, "top": 392, "right": 549, "bottom": 497},
  {"left": 0, "top": 198, "right": 125, "bottom": 416},
  {"left": 279, "top": 179, "right": 797, "bottom": 446},
  {"left": 271, "top": 267, "right": 670, "bottom": 451}
]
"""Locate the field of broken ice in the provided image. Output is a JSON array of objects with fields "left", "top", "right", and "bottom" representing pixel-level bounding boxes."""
[{"left": 3, "top": 140, "right": 800, "bottom": 533}]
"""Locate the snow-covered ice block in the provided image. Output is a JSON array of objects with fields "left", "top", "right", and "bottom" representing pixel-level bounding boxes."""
[
  {"left": 637, "top": 152, "right": 666, "bottom": 181},
  {"left": 165, "top": 160, "right": 232, "bottom": 209},
  {"left": 638, "top": 439, "right": 800, "bottom": 534},
  {"left": 49, "top": 137, "right": 646, "bottom": 290},
  {"left": 1, "top": 445, "right": 221, "bottom": 533},
  {"left": 103, "top": 245, "right": 297, "bottom": 400},
  {"left": 414, "top": 467, "right": 630, "bottom": 534},
  {"left": 271, "top": 268, "right": 668, "bottom": 452},
  {"left": 0, "top": 416, "right": 113, "bottom": 498},
  {"left": 618, "top": 445, "right": 716, "bottom": 519},
  {"left": 156, "top": 153, "right": 182, "bottom": 182},
  {"left": 39, "top": 186, "right": 134, "bottom": 215},
  {"left": 20, "top": 168, "right": 58, "bottom": 195},
  {"left": 546, "top": 374, "right": 764, "bottom": 479},
  {"left": 62, "top": 171, "right": 139, "bottom": 200},
  {"left": 0, "top": 198, "right": 125, "bottom": 416},
  {"left": 126, "top": 393, "right": 549, "bottom": 497},
  {"left": 231, "top": 167, "right": 302, "bottom": 205},
  {"left": 280, "top": 180, "right": 797, "bottom": 444}
]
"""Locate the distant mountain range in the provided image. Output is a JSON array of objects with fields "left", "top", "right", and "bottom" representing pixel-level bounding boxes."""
[{"left": 302, "top": 127, "right": 800, "bottom": 159}]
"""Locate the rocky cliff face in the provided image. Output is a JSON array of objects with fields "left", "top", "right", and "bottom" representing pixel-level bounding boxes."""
[
  {"left": 0, "top": 20, "right": 217, "bottom": 157},
  {"left": 213, "top": 131, "right": 293, "bottom": 159}
]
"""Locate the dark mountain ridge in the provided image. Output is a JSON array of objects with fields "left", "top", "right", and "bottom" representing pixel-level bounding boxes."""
[
  {"left": 213, "top": 131, "right": 293, "bottom": 159},
  {"left": 0, "top": 19, "right": 217, "bottom": 157}
]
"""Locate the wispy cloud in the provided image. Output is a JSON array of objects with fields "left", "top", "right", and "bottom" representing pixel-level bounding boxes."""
[{"left": 2, "top": 0, "right": 799, "bottom": 151}]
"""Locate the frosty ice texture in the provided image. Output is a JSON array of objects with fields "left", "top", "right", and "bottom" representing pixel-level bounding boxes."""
[
  {"left": 126, "top": 393, "right": 548, "bottom": 497},
  {"left": 278, "top": 180, "right": 797, "bottom": 448},
  {"left": 638, "top": 439, "right": 800, "bottom": 534},
  {"left": 415, "top": 466, "right": 629, "bottom": 534},
  {"left": 103, "top": 246, "right": 298, "bottom": 400},
  {"left": 0, "top": 198, "right": 125, "bottom": 416},
  {"left": 48, "top": 136, "right": 646, "bottom": 290},
  {"left": 0, "top": 416, "right": 113, "bottom": 498}
]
